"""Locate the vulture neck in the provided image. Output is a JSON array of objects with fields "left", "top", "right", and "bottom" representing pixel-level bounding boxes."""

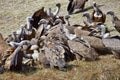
[
  {"left": 16, "top": 25, "right": 24, "bottom": 35},
  {"left": 53, "top": 6, "right": 60, "bottom": 17},
  {"left": 93, "top": 3, "right": 100, "bottom": 13},
  {"left": 47, "top": 8, "right": 52, "bottom": 17},
  {"left": 65, "top": 18, "right": 70, "bottom": 26},
  {"left": 26, "top": 18, "right": 32, "bottom": 30},
  {"left": 58, "top": 21, "right": 64, "bottom": 31},
  {"left": 86, "top": 15, "right": 93, "bottom": 23},
  {"left": 39, "top": 19, "right": 50, "bottom": 30}
]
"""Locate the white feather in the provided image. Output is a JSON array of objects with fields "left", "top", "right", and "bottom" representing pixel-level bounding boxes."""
[
  {"left": 94, "top": 12, "right": 102, "bottom": 17},
  {"left": 103, "top": 33, "right": 110, "bottom": 38},
  {"left": 32, "top": 50, "right": 40, "bottom": 61}
]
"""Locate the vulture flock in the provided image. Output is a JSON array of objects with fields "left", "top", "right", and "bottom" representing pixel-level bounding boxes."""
[{"left": 0, "top": 0, "right": 120, "bottom": 73}]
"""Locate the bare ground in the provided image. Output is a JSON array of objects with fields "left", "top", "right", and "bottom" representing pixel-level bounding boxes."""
[{"left": 0, "top": 0, "right": 120, "bottom": 80}]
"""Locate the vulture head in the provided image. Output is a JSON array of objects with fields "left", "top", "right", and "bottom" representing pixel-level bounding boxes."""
[
  {"left": 56, "top": 3, "right": 61, "bottom": 8},
  {"left": 54, "top": 19, "right": 64, "bottom": 31},
  {"left": 64, "top": 15, "right": 71, "bottom": 26},
  {"left": 38, "top": 19, "right": 49, "bottom": 25},
  {"left": 54, "top": 18, "right": 63, "bottom": 25},
  {"left": 107, "top": 11, "right": 119, "bottom": 22},
  {"left": 47, "top": 8, "right": 52, "bottom": 17},
  {"left": 38, "top": 19, "right": 51, "bottom": 30},
  {"left": 93, "top": 2, "right": 97, "bottom": 8},
  {"left": 107, "top": 11, "right": 114, "bottom": 16}
]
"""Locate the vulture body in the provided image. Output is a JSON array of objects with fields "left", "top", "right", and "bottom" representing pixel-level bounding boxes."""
[
  {"left": 81, "top": 36, "right": 111, "bottom": 54},
  {"left": 68, "top": 40, "right": 98, "bottom": 61},
  {"left": 44, "top": 43, "right": 66, "bottom": 71},
  {"left": 107, "top": 11, "right": 120, "bottom": 33},
  {"left": 91, "top": 2, "right": 106, "bottom": 23},
  {"left": 0, "top": 33, "right": 15, "bottom": 66},
  {"left": 0, "top": 33, "right": 9, "bottom": 59},
  {"left": 67, "top": 0, "right": 88, "bottom": 14}
]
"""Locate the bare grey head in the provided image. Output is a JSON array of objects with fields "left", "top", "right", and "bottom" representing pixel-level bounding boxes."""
[
  {"left": 83, "top": 12, "right": 92, "bottom": 23},
  {"left": 26, "top": 16, "right": 33, "bottom": 21},
  {"left": 38, "top": 19, "right": 49, "bottom": 25},
  {"left": 38, "top": 19, "right": 51, "bottom": 30},
  {"left": 107, "top": 11, "right": 117, "bottom": 23},
  {"left": 54, "top": 19, "right": 63, "bottom": 30},
  {"left": 107, "top": 11, "right": 114, "bottom": 16},
  {"left": 65, "top": 15, "right": 70, "bottom": 20}
]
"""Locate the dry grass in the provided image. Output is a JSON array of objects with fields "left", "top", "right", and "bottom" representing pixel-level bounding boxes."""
[{"left": 0, "top": 0, "right": 120, "bottom": 80}]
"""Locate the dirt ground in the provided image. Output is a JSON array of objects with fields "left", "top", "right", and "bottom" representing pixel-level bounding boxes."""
[{"left": 0, "top": 0, "right": 120, "bottom": 80}]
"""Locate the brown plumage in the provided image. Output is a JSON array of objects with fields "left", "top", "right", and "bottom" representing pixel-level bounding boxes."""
[
  {"left": 74, "top": 27, "right": 91, "bottom": 38},
  {"left": 0, "top": 33, "right": 7, "bottom": 60},
  {"left": 9, "top": 46, "right": 24, "bottom": 71},
  {"left": 31, "top": 7, "right": 49, "bottom": 29},
  {"left": 107, "top": 11, "right": 120, "bottom": 33},
  {"left": 31, "top": 4, "right": 65, "bottom": 29},
  {"left": 23, "top": 28, "right": 36, "bottom": 40},
  {"left": 102, "top": 36, "right": 120, "bottom": 59},
  {"left": 67, "top": 0, "right": 88, "bottom": 14},
  {"left": 81, "top": 36, "right": 113, "bottom": 54},
  {"left": 44, "top": 43, "right": 66, "bottom": 70},
  {"left": 91, "top": 2, "right": 106, "bottom": 23}
]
